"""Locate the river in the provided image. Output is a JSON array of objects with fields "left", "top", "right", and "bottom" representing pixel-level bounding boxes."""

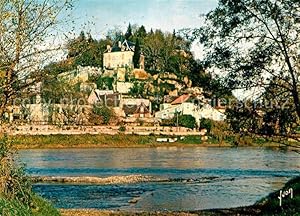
[{"left": 19, "top": 147, "right": 300, "bottom": 211}]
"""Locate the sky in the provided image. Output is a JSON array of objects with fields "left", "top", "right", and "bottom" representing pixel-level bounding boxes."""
[{"left": 70, "top": 0, "right": 218, "bottom": 59}]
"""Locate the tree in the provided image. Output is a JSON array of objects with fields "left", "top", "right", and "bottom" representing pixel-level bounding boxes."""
[
  {"left": 125, "top": 23, "right": 132, "bottom": 40},
  {"left": 200, "top": 118, "right": 212, "bottom": 133},
  {"left": 197, "top": 0, "right": 300, "bottom": 119},
  {"left": 136, "top": 25, "right": 147, "bottom": 39},
  {"left": 177, "top": 115, "right": 196, "bottom": 129},
  {"left": 196, "top": 0, "right": 300, "bottom": 146},
  {"left": 143, "top": 30, "right": 191, "bottom": 75},
  {"left": 0, "top": 0, "right": 73, "bottom": 119},
  {"left": 66, "top": 32, "right": 111, "bottom": 68},
  {"left": 90, "top": 105, "right": 116, "bottom": 125},
  {"left": 106, "top": 27, "right": 124, "bottom": 43},
  {"left": 0, "top": 0, "right": 73, "bottom": 212},
  {"left": 129, "top": 82, "right": 144, "bottom": 97},
  {"left": 133, "top": 38, "right": 141, "bottom": 68}
]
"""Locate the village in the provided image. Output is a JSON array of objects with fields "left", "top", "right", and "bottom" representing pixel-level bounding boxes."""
[
  {"left": 4, "top": 39, "right": 226, "bottom": 137},
  {"left": 1, "top": 1, "right": 299, "bottom": 215}
]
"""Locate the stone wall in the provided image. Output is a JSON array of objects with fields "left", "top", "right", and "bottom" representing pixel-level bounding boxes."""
[{"left": 2, "top": 125, "right": 205, "bottom": 136}]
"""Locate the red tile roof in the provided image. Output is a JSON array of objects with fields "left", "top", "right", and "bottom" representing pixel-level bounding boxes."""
[{"left": 171, "top": 94, "right": 190, "bottom": 105}]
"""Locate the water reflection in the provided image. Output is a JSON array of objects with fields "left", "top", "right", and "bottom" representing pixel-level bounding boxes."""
[{"left": 19, "top": 147, "right": 300, "bottom": 210}]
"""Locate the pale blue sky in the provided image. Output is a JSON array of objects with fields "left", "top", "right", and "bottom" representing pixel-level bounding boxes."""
[{"left": 72, "top": 0, "right": 218, "bottom": 39}]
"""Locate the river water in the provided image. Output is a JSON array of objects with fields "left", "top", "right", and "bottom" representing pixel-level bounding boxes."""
[{"left": 19, "top": 147, "right": 300, "bottom": 211}]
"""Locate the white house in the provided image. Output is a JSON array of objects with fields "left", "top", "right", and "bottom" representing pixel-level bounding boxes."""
[
  {"left": 155, "top": 94, "right": 226, "bottom": 127},
  {"left": 198, "top": 104, "right": 226, "bottom": 121}
]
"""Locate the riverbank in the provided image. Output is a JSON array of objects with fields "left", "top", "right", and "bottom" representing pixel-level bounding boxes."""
[
  {"left": 11, "top": 134, "right": 285, "bottom": 149},
  {"left": 60, "top": 176, "right": 300, "bottom": 216}
]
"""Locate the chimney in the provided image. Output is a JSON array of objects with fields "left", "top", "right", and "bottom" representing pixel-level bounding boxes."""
[{"left": 106, "top": 45, "right": 111, "bottom": 52}]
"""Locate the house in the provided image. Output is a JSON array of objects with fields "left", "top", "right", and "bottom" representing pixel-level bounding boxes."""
[
  {"left": 88, "top": 90, "right": 120, "bottom": 107},
  {"left": 121, "top": 98, "right": 152, "bottom": 118},
  {"left": 198, "top": 104, "right": 226, "bottom": 121},
  {"left": 6, "top": 104, "right": 48, "bottom": 124},
  {"left": 155, "top": 94, "right": 226, "bottom": 127},
  {"left": 87, "top": 90, "right": 151, "bottom": 119},
  {"left": 103, "top": 40, "right": 144, "bottom": 69}
]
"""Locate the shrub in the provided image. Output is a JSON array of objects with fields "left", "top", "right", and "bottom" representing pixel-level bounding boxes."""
[
  {"left": 160, "top": 118, "right": 175, "bottom": 127},
  {"left": 0, "top": 136, "right": 59, "bottom": 216},
  {"left": 96, "top": 77, "right": 114, "bottom": 90},
  {"left": 200, "top": 118, "right": 212, "bottom": 133},
  {"left": 0, "top": 135, "right": 32, "bottom": 206},
  {"left": 118, "top": 125, "right": 126, "bottom": 132},
  {"left": 177, "top": 115, "right": 196, "bottom": 129},
  {"left": 91, "top": 105, "right": 116, "bottom": 125},
  {"left": 161, "top": 115, "right": 196, "bottom": 129}
]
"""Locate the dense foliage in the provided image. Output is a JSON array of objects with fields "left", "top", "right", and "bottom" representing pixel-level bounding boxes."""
[
  {"left": 0, "top": 136, "right": 59, "bottom": 215},
  {"left": 200, "top": 118, "right": 212, "bottom": 133},
  {"left": 196, "top": 0, "right": 300, "bottom": 143},
  {"left": 90, "top": 105, "right": 116, "bottom": 125},
  {"left": 161, "top": 114, "right": 196, "bottom": 129}
]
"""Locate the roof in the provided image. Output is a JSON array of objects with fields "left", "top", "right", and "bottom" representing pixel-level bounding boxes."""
[
  {"left": 88, "top": 90, "right": 120, "bottom": 106},
  {"left": 99, "top": 94, "right": 120, "bottom": 107},
  {"left": 106, "top": 39, "right": 135, "bottom": 53},
  {"left": 111, "top": 46, "right": 121, "bottom": 52},
  {"left": 123, "top": 105, "right": 137, "bottom": 115},
  {"left": 171, "top": 94, "right": 190, "bottom": 105},
  {"left": 123, "top": 103, "right": 150, "bottom": 115},
  {"left": 94, "top": 90, "right": 114, "bottom": 96}
]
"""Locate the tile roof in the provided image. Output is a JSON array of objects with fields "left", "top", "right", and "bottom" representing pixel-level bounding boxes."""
[{"left": 171, "top": 94, "right": 190, "bottom": 105}]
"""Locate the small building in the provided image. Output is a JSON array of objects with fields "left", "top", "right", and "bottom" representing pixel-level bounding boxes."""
[{"left": 121, "top": 98, "right": 152, "bottom": 118}]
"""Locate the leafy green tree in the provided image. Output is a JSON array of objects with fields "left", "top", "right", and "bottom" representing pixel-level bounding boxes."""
[
  {"left": 200, "top": 118, "right": 212, "bottom": 133},
  {"left": 91, "top": 105, "right": 116, "bottom": 125},
  {"left": 196, "top": 0, "right": 300, "bottom": 120},
  {"left": 42, "top": 77, "right": 86, "bottom": 104},
  {"left": 96, "top": 77, "right": 114, "bottom": 90},
  {"left": 133, "top": 38, "right": 141, "bottom": 68},
  {"left": 66, "top": 32, "right": 111, "bottom": 68},
  {"left": 160, "top": 115, "right": 196, "bottom": 129},
  {"left": 136, "top": 25, "right": 147, "bottom": 39},
  {"left": 143, "top": 30, "right": 191, "bottom": 75},
  {"left": 177, "top": 115, "right": 196, "bottom": 129},
  {"left": 129, "top": 82, "right": 144, "bottom": 97},
  {"left": 0, "top": 0, "right": 73, "bottom": 118},
  {"left": 195, "top": 0, "right": 300, "bottom": 148}
]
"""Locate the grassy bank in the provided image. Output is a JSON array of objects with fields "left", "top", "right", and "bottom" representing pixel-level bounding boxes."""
[
  {"left": 0, "top": 194, "right": 59, "bottom": 216},
  {"left": 11, "top": 134, "right": 285, "bottom": 149},
  {"left": 12, "top": 134, "right": 221, "bottom": 149}
]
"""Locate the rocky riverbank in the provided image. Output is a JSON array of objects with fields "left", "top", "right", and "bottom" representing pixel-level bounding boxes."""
[
  {"left": 32, "top": 175, "right": 235, "bottom": 185},
  {"left": 32, "top": 175, "right": 167, "bottom": 184}
]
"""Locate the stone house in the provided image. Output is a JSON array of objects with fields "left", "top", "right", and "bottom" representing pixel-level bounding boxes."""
[
  {"left": 87, "top": 90, "right": 152, "bottom": 119},
  {"left": 103, "top": 40, "right": 144, "bottom": 70}
]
